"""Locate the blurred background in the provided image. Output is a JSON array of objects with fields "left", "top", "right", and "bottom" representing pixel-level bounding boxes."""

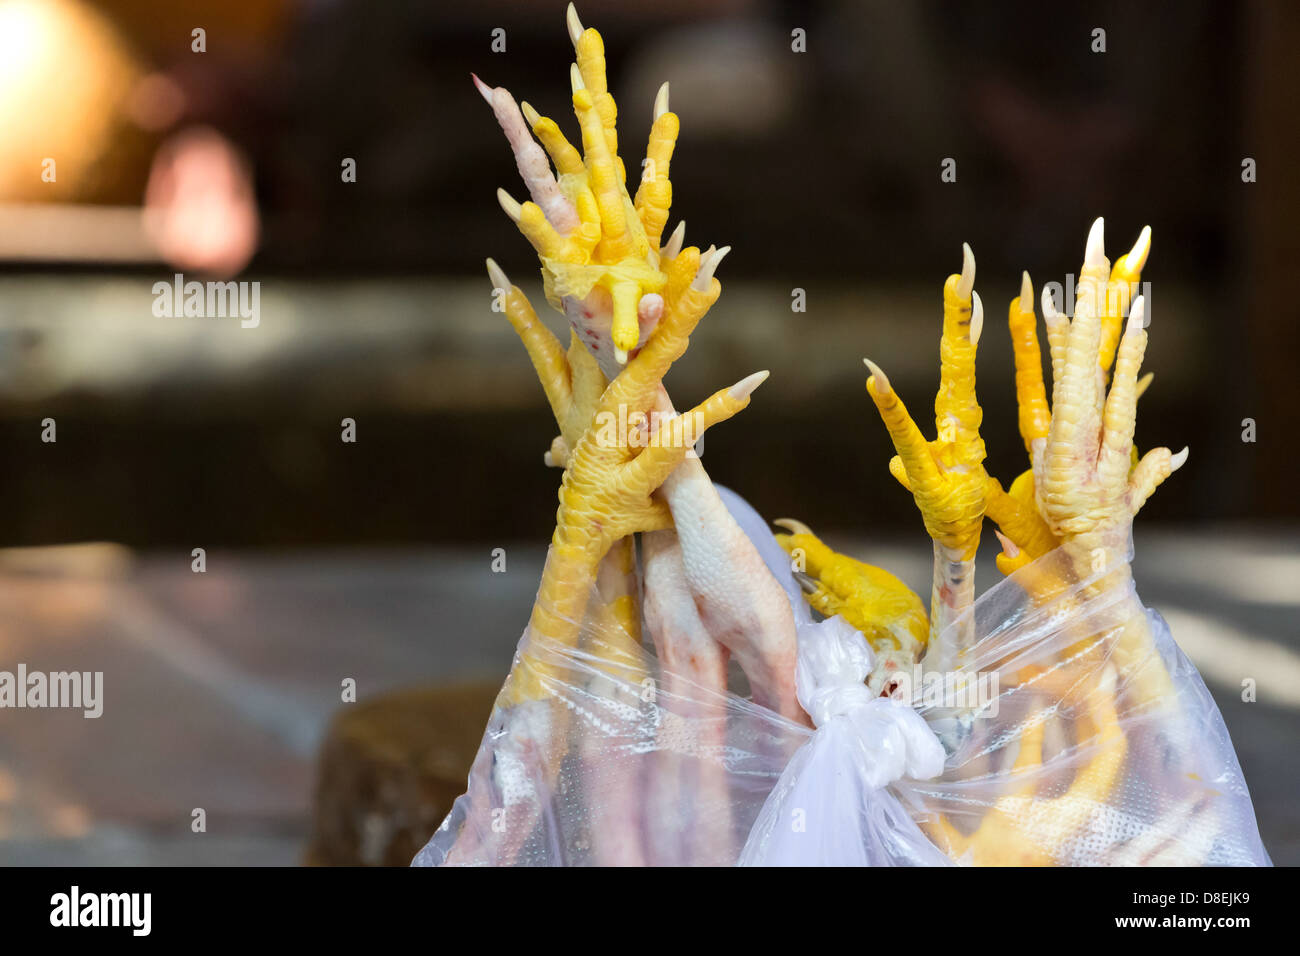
[{"left": 0, "top": 0, "right": 1296, "bottom": 864}]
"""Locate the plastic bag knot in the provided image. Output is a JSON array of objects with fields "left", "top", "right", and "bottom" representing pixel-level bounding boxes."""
[{"left": 796, "top": 616, "right": 945, "bottom": 786}]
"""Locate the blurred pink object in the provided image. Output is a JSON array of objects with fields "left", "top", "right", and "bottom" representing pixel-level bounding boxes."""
[{"left": 143, "top": 126, "right": 259, "bottom": 277}]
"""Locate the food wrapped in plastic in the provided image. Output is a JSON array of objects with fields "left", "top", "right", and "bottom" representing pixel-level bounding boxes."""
[
  {"left": 416, "top": 489, "right": 1269, "bottom": 866},
  {"left": 896, "top": 534, "right": 1269, "bottom": 866}
]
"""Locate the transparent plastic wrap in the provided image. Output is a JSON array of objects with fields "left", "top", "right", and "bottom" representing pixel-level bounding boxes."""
[
  {"left": 895, "top": 539, "right": 1271, "bottom": 866},
  {"left": 416, "top": 492, "right": 1270, "bottom": 866}
]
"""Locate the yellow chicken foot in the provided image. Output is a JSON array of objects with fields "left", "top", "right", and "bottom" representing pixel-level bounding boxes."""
[
  {"left": 487, "top": 257, "right": 642, "bottom": 646},
  {"left": 773, "top": 519, "right": 928, "bottom": 696},
  {"left": 1033, "top": 224, "right": 1185, "bottom": 586},
  {"left": 988, "top": 220, "right": 1160, "bottom": 575},
  {"left": 481, "top": 9, "right": 805, "bottom": 725},
  {"left": 864, "top": 244, "right": 990, "bottom": 673},
  {"left": 927, "top": 666, "right": 1127, "bottom": 865},
  {"left": 477, "top": 14, "right": 673, "bottom": 368},
  {"left": 1035, "top": 287, "right": 1185, "bottom": 710},
  {"left": 929, "top": 220, "right": 1189, "bottom": 867},
  {"left": 505, "top": 288, "right": 756, "bottom": 703},
  {"left": 507, "top": 251, "right": 754, "bottom": 864},
  {"left": 994, "top": 223, "right": 1179, "bottom": 710}
]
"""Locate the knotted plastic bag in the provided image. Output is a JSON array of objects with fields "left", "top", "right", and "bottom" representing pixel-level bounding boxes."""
[
  {"left": 737, "top": 615, "right": 951, "bottom": 866},
  {"left": 416, "top": 490, "right": 1270, "bottom": 866}
]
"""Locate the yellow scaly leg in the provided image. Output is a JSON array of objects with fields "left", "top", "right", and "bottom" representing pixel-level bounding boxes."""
[{"left": 772, "top": 519, "right": 928, "bottom": 694}]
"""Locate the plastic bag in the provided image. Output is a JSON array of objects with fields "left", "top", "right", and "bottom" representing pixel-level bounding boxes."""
[
  {"left": 415, "top": 490, "right": 1270, "bottom": 866},
  {"left": 894, "top": 542, "right": 1271, "bottom": 866}
]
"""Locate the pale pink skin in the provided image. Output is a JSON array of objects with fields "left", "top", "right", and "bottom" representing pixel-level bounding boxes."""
[
  {"left": 926, "top": 546, "right": 977, "bottom": 674},
  {"left": 477, "top": 76, "right": 579, "bottom": 235},
  {"left": 576, "top": 688, "right": 649, "bottom": 866},
  {"left": 642, "top": 529, "right": 733, "bottom": 864},
  {"left": 442, "top": 701, "right": 549, "bottom": 866},
  {"left": 561, "top": 285, "right": 663, "bottom": 371}
]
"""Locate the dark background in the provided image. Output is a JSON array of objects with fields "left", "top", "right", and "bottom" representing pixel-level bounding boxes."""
[{"left": 1, "top": 0, "right": 1296, "bottom": 548}]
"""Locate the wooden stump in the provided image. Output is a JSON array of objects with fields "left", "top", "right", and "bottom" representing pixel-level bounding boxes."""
[{"left": 305, "top": 681, "right": 501, "bottom": 866}]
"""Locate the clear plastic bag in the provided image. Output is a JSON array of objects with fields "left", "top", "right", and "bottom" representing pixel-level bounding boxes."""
[{"left": 415, "top": 490, "right": 1270, "bottom": 866}]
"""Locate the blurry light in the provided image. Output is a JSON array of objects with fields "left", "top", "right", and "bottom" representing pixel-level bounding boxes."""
[
  {"left": 0, "top": 0, "right": 141, "bottom": 202},
  {"left": 0, "top": 2, "right": 53, "bottom": 92}
]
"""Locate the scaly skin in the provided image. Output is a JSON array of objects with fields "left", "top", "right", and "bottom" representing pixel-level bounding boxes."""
[
  {"left": 784, "top": 248, "right": 990, "bottom": 688},
  {"left": 448, "top": 254, "right": 760, "bottom": 866},
  {"left": 926, "top": 221, "right": 1186, "bottom": 865},
  {"left": 987, "top": 221, "right": 1164, "bottom": 576},
  {"left": 986, "top": 222, "right": 1185, "bottom": 706},
  {"left": 479, "top": 8, "right": 673, "bottom": 368},
  {"left": 479, "top": 5, "right": 804, "bottom": 723},
  {"left": 452, "top": 6, "right": 781, "bottom": 864},
  {"left": 863, "top": 245, "right": 989, "bottom": 671},
  {"left": 493, "top": 255, "right": 754, "bottom": 702},
  {"left": 772, "top": 519, "right": 928, "bottom": 695},
  {"left": 795, "top": 222, "right": 1189, "bottom": 865}
]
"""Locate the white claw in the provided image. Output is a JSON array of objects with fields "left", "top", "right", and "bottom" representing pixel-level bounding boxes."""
[
  {"left": 1125, "top": 225, "right": 1152, "bottom": 272},
  {"left": 956, "top": 242, "right": 975, "bottom": 300},
  {"left": 614, "top": 347, "right": 628, "bottom": 365},
  {"left": 691, "top": 244, "right": 730, "bottom": 291},
  {"left": 1020, "top": 271, "right": 1033, "bottom": 308},
  {"left": 863, "top": 357, "right": 890, "bottom": 392},
  {"left": 692, "top": 244, "right": 715, "bottom": 288},
  {"left": 566, "top": 3, "right": 584, "bottom": 45},
  {"left": 471, "top": 73, "right": 495, "bottom": 106},
  {"left": 496, "top": 188, "right": 522, "bottom": 222},
  {"left": 570, "top": 63, "right": 584, "bottom": 92},
  {"left": 1041, "top": 286, "right": 1062, "bottom": 323},
  {"left": 1085, "top": 217, "right": 1106, "bottom": 270},
  {"left": 520, "top": 100, "right": 541, "bottom": 127},
  {"left": 485, "top": 257, "right": 509, "bottom": 293},
  {"left": 662, "top": 220, "right": 686, "bottom": 260},
  {"left": 970, "top": 291, "right": 984, "bottom": 345},
  {"left": 1170, "top": 446, "right": 1189, "bottom": 471},
  {"left": 994, "top": 529, "right": 1021, "bottom": 559},
  {"left": 653, "top": 82, "right": 670, "bottom": 120},
  {"left": 1128, "top": 294, "right": 1147, "bottom": 331},
  {"left": 729, "top": 369, "right": 770, "bottom": 400},
  {"left": 773, "top": 517, "right": 814, "bottom": 536}
]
